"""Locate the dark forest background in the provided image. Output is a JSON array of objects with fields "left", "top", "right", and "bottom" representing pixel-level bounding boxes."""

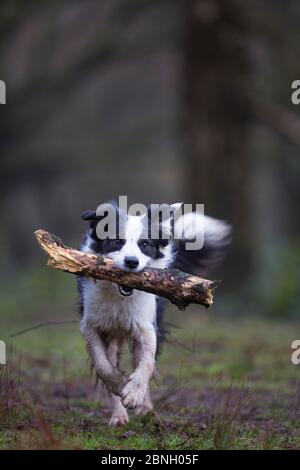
[{"left": 1, "top": 0, "right": 300, "bottom": 323}]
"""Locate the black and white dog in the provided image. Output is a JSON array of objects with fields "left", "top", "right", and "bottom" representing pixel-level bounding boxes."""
[{"left": 78, "top": 202, "right": 230, "bottom": 426}]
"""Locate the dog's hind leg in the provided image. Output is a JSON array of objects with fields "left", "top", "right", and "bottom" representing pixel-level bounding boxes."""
[{"left": 106, "top": 339, "right": 129, "bottom": 427}]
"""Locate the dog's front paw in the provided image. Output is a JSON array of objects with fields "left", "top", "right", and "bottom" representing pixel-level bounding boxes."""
[
  {"left": 109, "top": 409, "right": 129, "bottom": 427},
  {"left": 121, "top": 374, "right": 147, "bottom": 409},
  {"left": 104, "top": 369, "right": 128, "bottom": 396},
  {"left": 134, "top": 402, "right": 153, "bottom": 416}
]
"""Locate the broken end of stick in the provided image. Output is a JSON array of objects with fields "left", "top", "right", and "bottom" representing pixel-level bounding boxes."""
[
  {"left": 35, "top": 229, "right": 64, "bottom": 250},
  {"left": 203, "top": 280, "right": 215, "bottom": 308},
  {"left": 171, "top": 279, "right": 214, "bottom": 310}
]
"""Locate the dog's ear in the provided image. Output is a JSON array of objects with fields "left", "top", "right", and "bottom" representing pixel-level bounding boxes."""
[
  {"left": 81, "top": 210, "right": 99, "bottom": 221},
  {"left": 170, "top": 202, "right": 183, "bottom": 214},
  {"left": 146, "top": 203, "right": 174, "bottom": 245},
  {"left": 147, "top": 203, "right": 183, "bottom": 226},
  {"left": 147, "top": 203, "right": 170, "bottom": 221}
]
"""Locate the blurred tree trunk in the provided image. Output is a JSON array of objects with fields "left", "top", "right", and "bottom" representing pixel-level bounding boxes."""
[{"left": 183, "top": 0, "right": 252, "bottom": 283}]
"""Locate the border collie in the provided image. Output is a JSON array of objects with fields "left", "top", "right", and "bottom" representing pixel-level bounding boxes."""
[{"left": 78, "top": 202, "right": 231, "bottom": 426}]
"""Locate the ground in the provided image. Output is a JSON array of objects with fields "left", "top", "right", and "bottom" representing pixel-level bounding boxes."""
[{"left": 0, "top": 271, "right": 299, "bottom": 449}]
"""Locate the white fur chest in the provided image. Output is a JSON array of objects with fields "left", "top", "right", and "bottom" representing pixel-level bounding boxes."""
[{"left": 81, "top": 279, "right": 156, "bottom": 333}]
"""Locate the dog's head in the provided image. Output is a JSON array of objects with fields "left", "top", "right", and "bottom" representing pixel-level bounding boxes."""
[{"left": 81, "top": 202, "right": 181, "bottom": 273}]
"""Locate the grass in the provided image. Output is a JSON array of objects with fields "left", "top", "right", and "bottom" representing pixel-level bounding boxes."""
[
  {"left": 0, "top": 347, "right": 21, "bottom": 427},
  {"left": 0, "top": 268, "right": 299, "bottom": 449}
]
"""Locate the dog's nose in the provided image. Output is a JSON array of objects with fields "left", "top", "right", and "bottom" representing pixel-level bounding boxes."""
[{"left": 124, "top": 256, "right": 139, "bottom": 270}]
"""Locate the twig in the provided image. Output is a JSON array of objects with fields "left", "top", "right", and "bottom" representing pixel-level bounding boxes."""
[{"left": 8, "top": 320, "right": 78, "bottom": 338}]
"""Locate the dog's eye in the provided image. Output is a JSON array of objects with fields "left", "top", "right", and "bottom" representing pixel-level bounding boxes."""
[
  {"left": 141, "top": 240, "right": 150, "bottom": 248},
  {"left": 107, "top": 239, "right": 123, "bottom": 249}
]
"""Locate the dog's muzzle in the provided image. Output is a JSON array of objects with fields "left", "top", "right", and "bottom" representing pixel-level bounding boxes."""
[{"left": 118, "top": 285, "right": 133, "bottom": 297}]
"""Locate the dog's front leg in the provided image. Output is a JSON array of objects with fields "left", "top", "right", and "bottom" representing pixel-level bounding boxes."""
[
  {"left": 121, "top": 326, "right": 156, "bottom": 409},
  {"left": 81, "top": 321, "right": 127, "bottom": 396}
]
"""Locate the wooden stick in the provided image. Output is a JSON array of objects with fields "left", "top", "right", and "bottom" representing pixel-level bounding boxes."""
[{"left": 35, "top": 229, "right": 214, "bottom": 310}]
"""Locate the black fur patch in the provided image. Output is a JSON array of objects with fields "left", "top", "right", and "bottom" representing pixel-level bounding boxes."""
[
  {"left": 173, "top": 232, "right": 231, "bottom": 277},
  {"left": 137, "top": 238, "right": 165, "bottom": 260},
  {"left": 76, "top": 275, "right": 85, "bottom": 318},
  {"left": 90, "top": 238, "right": 125, "bottom": 254},
  {"left": 81, "top": 201, "right": 126, "bottom": 254}
]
